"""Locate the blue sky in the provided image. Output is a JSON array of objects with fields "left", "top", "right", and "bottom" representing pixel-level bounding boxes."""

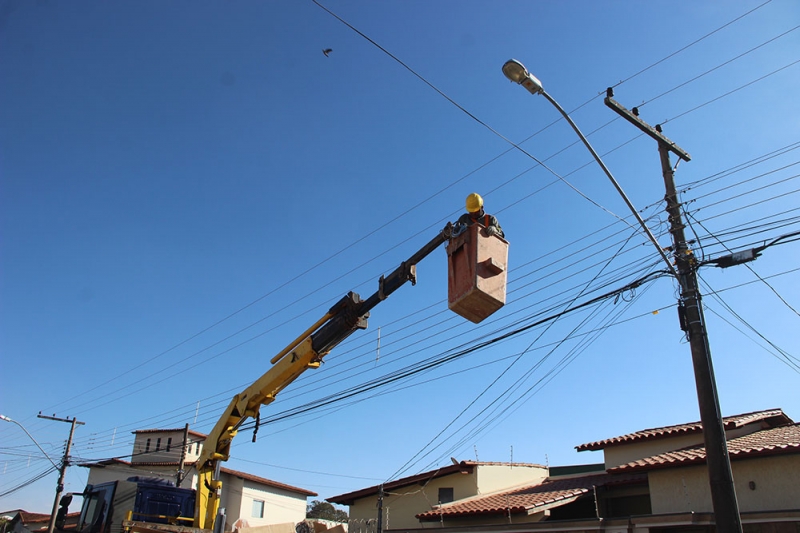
[{"left": 2, "top": 0, "right": 799, "bottom": 514}]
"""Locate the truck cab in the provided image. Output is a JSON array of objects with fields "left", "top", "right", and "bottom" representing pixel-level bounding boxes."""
[{"left": 59, "top": 478, "right": 196, "bottom": 533}]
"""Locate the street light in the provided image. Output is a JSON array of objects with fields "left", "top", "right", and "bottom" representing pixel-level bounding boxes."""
[
  {"left": 1, "top": 415, "right": 70, "bottom": 533},
  {"left": 502, "top": 60, "right": 744, "bottom": 532},
  {"left": 501, "top": 59, "right": 676, "bottom": 277},
  {"left": 0, "top": 415, "right": 59, "bottom": 470}
]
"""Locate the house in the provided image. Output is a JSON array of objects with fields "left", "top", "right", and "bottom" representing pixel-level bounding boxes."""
[
  {"left": 81, "top": 428, "right": 316, "bottom": 531},
  {"left": 329, "top": 462, "right": 550, "bottom": 530},
  {"left": 328, "top": 408, "right": 800, "bottom": 532},
  {"left": 1, "top": 510, "right": 79, "bottom": 533}
]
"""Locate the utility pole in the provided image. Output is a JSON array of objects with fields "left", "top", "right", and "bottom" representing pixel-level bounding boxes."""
[
  {"left": 177, "top": 423, "right": 189, "bottom": 487},
  {"left": 604, "top": 90, "right": 743, "bottom": 533},
  {"left": 37, "top": 413, "right": 85, "bottom": 533},
  {"left": 376, "top": 485, "right": 384, "bottom": 533}
]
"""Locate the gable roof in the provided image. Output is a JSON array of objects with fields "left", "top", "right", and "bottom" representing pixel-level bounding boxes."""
[
  {"left": 415, "top": 473, "right": 646, "bottom": 521},
  {"left": 13, "top": 512, "right": 80, "bottom": 524},
  {"left": 608, "top": 423, "right": 800, "bottom": 474},
  {"left": 7, "top": 511, "right": 52, "bottom": 523},
  {"left": 79, "top": 458, "right": 316, "bottom": 496},
  {"left": 576, "top": 409, "right": 792, "bottom": 451},
  {"left": 328, "top": 461, "right": 544, "bottom": 505},
  {"left": 222, "top": 467, "right": 317, "bottom": 497}
]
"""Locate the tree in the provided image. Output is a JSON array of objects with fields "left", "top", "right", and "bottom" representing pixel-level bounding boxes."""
[{"left": 306, "top": 500, "right": 348, "bottom": 522}]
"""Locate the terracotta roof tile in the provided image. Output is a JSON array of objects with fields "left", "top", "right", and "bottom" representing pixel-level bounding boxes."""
[
  {"left": 609, "top": 423, "right": 800, "bottom": 473},
  {"left": 16, "top": 511, "right": 52, "bottom": 523},
  {"left": 220, "top": 467, "right": 317, "bottom": 497},
  {"left": 415, "top": 473, "right": 646, "bottom": 520},
  {"left": 576, "top": 409, "right": 791, "bottom": 451}
]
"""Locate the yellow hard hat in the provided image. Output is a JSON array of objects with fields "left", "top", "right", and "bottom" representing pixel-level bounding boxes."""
[{"left": 466, "top": 193, "right": 483, "bottom": 213}]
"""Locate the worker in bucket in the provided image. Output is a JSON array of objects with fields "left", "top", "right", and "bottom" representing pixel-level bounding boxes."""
[{"left": 455, "top": 192, "right": 504, "bottom": 238}]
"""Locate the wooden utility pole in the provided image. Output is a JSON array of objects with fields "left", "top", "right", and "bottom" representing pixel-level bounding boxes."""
[
  {"left": 604, "top": 91, "right": 743, "bottom": 533},
  {"left": 37, "top": 413, "right": 84, "bottom": 533}
]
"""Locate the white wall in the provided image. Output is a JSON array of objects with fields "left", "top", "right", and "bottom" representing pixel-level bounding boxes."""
[{"left": 237, "top": 479, "right": 307, "bottom": 527}]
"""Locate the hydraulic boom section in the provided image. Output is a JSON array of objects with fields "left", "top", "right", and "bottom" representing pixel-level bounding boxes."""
[{"left": 195, "top": 223, "right": 453, "bottom": 529}]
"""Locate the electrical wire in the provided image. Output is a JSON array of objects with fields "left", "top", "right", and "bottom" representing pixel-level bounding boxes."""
[
  {"left": 608, "top": 0, "right": 774, "bottom": 90},
  {"left": 661, "top": 58, "right": 800, "bottom": 126},
  {"left": 42, "top": 48, "right": 800, "bottom": 428},
  {"left": 0, "top": 465, "right": 58, "bottom": 499},
  {"left": 32, "top": 12, "right": 800, "bottom": 466},
  {"left": 310, "top": 0, "right": 635, "bottom": 227},
  {"left": 697, "top": 274, "right": 800, "bottom": 372},
  {"left": 637, "top": 24, "right": 800, "bottom": 109}
]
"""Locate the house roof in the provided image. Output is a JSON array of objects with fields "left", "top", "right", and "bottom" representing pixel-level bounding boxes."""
[
  {"left": 133, "top": 428, "right": 208, "bottom": 439},
  {"left": 80, "top": 458, "right": 316, "bottom": 496},
  {"left": 9, "top": 511, "right": 52, "bottom": 523},
  {"left": 608, "top": 423, "right": 800, "bottom": 474},
  {"left": 327, "top": 461, "right": 545, "bottom": 505},
  {"left": 221, "top": 467, "right": 317, "bottom": 497},
  {"left": 2, "top": 510, "right": 80, "bottom": 533},
  {"left": 576, "top": 409, "right": 792, "bottom": 451},
  {"left": 415, "top": 473, "right": 647, "bottom": 521}
]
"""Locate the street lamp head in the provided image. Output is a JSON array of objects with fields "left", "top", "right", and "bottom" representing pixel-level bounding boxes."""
[
  {"left": 502, "top": 59, "right": 543, "bottom": 95},
  {"left": 0, "top": 414, "right": 12, "bottom": 422}
]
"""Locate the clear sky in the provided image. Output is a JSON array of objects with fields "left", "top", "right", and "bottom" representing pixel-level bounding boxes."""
[{"left": 2, "top": 0, "right": 799, "bottom": 516}]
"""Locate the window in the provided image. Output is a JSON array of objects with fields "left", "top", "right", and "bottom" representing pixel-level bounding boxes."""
[
  {"left": 166, "top": 438, "right": 172, "bottom": 452},
  {"left": 145, "top": 439, "right": 151, "bottom": 453},
  {"left": 195, "top": 442, "right": 201, "bottom": 454},
  {"left": 156, "top": 438, "right": 161, "bottom": 452},
  {"left": 438, "top": 487, "right": 454, "bottom": 504},
  {"left": 251, "top": 500, "right": 265, "bottom": 518}
]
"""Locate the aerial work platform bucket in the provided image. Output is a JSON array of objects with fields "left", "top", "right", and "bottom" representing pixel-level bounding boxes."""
[{"left": 446, "top": 223, "right": 508, "bottom": 323}]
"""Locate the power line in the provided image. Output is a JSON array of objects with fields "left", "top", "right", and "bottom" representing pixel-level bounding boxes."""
[
  {"left": 662, "top": 58, "right": 800, "bottom": 126},
  {"left": 608, "top": 0, "right": 774, "bottom": 90},
  {"left": 698, "top": 274, "right": 800, "bottom": 372},
  {"left": 638, "top": 24, "right": 800, "bottom": 109}
]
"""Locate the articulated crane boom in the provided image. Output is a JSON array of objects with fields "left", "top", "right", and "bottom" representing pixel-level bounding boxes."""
[{"left": 195, "top": 223, "right": 453, "bottom": 530}]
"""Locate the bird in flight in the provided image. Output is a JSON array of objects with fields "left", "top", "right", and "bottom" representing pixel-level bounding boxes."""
[{"left": 323, "top": 48, "right": 333, "bottom": 57}]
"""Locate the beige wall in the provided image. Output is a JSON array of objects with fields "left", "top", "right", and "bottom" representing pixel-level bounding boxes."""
[
  {"left": 132, "top": 431, "right": 203, "bottom": 464},
  {"left": 86, "top": 463, "right": 181, "bottom": 487},
  {"left": 649, "top": 454, "right": 800, "bottom": 514},
  {"left": 349, "top": 471, "right": 479, "bottom": 530},
  {"left": 474, "top": 465, "right": 547, "bottom": 495},
  {"left": 602, "top": 425, "right": 762, "bottom": 469},
  {"left": 348, "top": 465, "right": 548, "bottom": 530},
  {"left": 602, "top": 435, "right": 703, "bottom": 469}
]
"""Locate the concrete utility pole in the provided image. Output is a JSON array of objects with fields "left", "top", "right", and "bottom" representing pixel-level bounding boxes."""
[
  {"left": 604, "top": 90, "right": 743, "bottom": 533},
  {"left": 177, "top": 423, "right": 189, "bottom": 487},
  {"left": 376, "top": 485, "right": 384, "bottom": 533},
  {"left": 37, "top": 413, "right": 84, "bottom": 533}
]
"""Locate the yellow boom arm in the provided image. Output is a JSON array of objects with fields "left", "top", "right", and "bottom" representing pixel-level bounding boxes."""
[{"left": 194, "top": 223, "right": 452, "bottom": 530}]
